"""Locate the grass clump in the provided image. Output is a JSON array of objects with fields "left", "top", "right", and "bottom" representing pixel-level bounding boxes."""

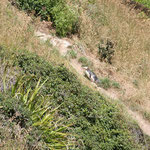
[
  {"left": 67, "top": 49, "right": 77, "bottom": 59},
  {"left": 100, "top": 78, "right": 111, "bottom": 89},
  {"left": 0, "top": 49, "right": 143, "bottom": 149},
  {"left": 0, "top": 58, "right": 72, "bottom": 149},
  {"left": 99, "top": 78, "right": 120, "bottom": 90},
  {"left": 112, "top": 81, "right": 120, "bottom": 89},
  {"left": 143, "top": 111, "right": 150, "bottom": 122},
  {"left": 78, "top": 56, "right": 92, "bottom": 67},
  {"left": 15, "top": 0, "right": 78, "bottom": 36}
]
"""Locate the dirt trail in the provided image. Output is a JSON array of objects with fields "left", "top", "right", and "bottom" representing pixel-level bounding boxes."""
[
  {"left": 127, "top": 108, "right": 150, "bottom": 136},
  {"left": 35, "top": 30, "right": 150, "bottom": 136}
]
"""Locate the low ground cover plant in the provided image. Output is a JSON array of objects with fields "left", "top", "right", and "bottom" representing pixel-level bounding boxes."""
[
  {"left": 0, "top": 47, "right": 143, "bottom": 149},
  {"left": 67, "top": 49, "right": 77, "bottom": 59},
  {"left": 98, "top": 39, "right": 115, "bottom": 64},
  {"left": 99, "top": 78, "right": 120, "bottom": 90}
]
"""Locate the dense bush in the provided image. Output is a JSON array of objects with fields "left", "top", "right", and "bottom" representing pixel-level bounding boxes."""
[
  {"left": 78, "top": 56, "right": 93, "bottom": 67},
  {"left": 98, "top": 39, "right": 115, "bottom": 64},
  {"left": 134, "top": 0, "right": 150, "bottom": 9},
  {"left": 0, "top": 78, "right": 70, "bottom": 149},
  {"left": 15, "top": 0, "right": 78, "bottom": 36},
  {"left": 0, "top": 93, "right": 32, "bottom": 128},
  {"left": 3, "top": 49, "right": 141, "bottom": 149}
]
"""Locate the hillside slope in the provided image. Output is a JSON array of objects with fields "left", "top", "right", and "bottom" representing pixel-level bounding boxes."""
[{"left": 0, "top": 0, "right": 150, "bottom": 149}]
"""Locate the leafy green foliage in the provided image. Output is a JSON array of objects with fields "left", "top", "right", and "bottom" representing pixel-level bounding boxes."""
[
  {"left": 134, "top": 0, "right": 150, "bottom": 9},
  {"left": 0, "top": 77, "right": 70, "bottom": 149},
  {"left": 0, "top": 94, "right": 32, "bottom": 128},
  {"left": 0, "top": 55, "right": 72, "bottom": 149},
  {"left": 6, "top": 49, "right": 140, "bottom": 150},
  {"left": 11, "top": 76, "right": 70, "bottom": 149},
  {"left": 98, "top": 39, "right": 115, "bottom": 64},
  {"left": 15, "top": 0, "right": 78, "bottom": 36},
  {"left": 0, "top": 93, "right": 46, "bottom": 149}
]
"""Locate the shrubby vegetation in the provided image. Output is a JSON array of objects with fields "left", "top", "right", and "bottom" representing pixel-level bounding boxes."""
[
  {"left": 0, "top": 73, "right": 70, "bottom": 149},
  {"left": 98, "top": 39, "right": 115, "bottom": 64},
  {"left": 1, "top": 0, "right": 150, "bottom": 149},
  {"left": 134, "top": 0, "right": 150, "bottom": 8},
  {"left": 0, "top": 47, "right": 142, "bottom": 149},
  {"left": 15, "top": 0, "right": 78, "bottom": 36}
]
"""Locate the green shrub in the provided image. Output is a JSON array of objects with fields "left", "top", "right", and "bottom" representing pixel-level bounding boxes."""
[
  {"left": 0, "top": 93, "right": 46, "bottom": 149},
  {"left": 112, "top": 81, "right": 120, "bottom": 89},
  {"left": 15, "top": 0, "right": 78, "bottom": 36},
  {"left": 0, "top": 76, "right": 70, "bottom": 149},
  {"left": 134, "top": 0, "right": 150, "bottom": 9},
  {"left": 5, "top": 50, "right": 140, "bottom": 150},
  {"left": 15, "top": 0, "right": 57, "bottom": 19},
  {"left": 0, "top": 94, "right": 32, "bottom": 128},
  {"left": 0, "top": 55, "right": 72, "bottom": 149},
  {"left": 99, "top": 78, "right": 120, "bottom": 90},
  {"left": 51, "top": 3, "right": 78, "bottom": 36},
  {"left": 98, "top": 39, "right": 115, "bottom": 64}
]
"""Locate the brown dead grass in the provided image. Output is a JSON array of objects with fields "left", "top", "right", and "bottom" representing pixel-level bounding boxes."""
[
  {"left": 73, "top": 0, "right": 150, "bottom": 121},
  {"left": 78, "top": 0, "right": 150, "bottom": 79}
]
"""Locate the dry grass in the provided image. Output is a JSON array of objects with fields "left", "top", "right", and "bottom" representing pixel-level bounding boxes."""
[
  {"left": 0, "top": 0, "right": 69, "bottom": 68},
  {"left": 69, "top": 0, "right": 150, "bottom": 122},
  {"left": 78, "top": 0, "right": 150, "bottom": 78}
]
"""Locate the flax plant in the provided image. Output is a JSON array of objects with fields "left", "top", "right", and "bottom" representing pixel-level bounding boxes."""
[{"left": 11, "top": 75, "right": 73, "bottom": 149}]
